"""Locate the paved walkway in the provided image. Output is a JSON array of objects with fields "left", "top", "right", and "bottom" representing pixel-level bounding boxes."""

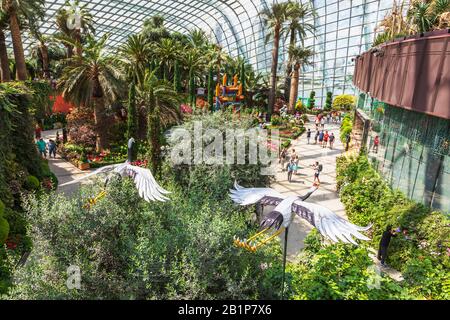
[
  {"left": 269, "top": 116, "right": 404, "bottom": 282},
  {"left": 270, "top": 117, "right": 345, "bottom": 258},
  {"left": 41, "top": 129, "right": 92, "bottom": 196}
]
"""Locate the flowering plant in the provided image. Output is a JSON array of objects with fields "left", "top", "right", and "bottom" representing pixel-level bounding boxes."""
[
  {"left": 131, "top": 159, "right": 148, "bottom": 168},
  {"left": 180, "top": 104, "right": 193, "bottom": 114}
]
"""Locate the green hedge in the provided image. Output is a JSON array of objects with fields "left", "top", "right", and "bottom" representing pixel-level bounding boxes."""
[
  {"left": 336, "top": 154, "right": 450, "bottom": 299},
  {"left": 340, "top": 114, "right": 353, "bottom": 144}
]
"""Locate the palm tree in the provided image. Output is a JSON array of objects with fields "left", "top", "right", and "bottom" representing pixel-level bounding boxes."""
[
  {"left": 55, "top": 0, "right": 94, "bottom": 58},
  {"left": 29, "top": 24, "right": 52, "bottom": 79},
  {"left": 260, "top": 2, "right": 290, "bottom": 116},
  {"left": 287, "top": 45, "right": 314, "bottom": 113},
  {"left": 117, "top": 33, "right": 151, "bottom": 87},
  {"left": 1, "top": 0, "right": 45, "bottom": 80},
  {"left": 138, "top": 70, "right": 181, "bottom": 175},
  {"left": 183, "top": 47, "right": 206, "bottom": 107},
  {"left": 0, "top": 10, "right": 10, "bottom": 81},
  {"left": 142, "top": 15, "right": 170, "bottom": 42},
  {"left": 58, "top": 34, "right": 124, "bottom": 151},
  {"left": 153, "top": 38, "right": 181, "bottom": 81},
  {"left": 207, "top": 43, "right": 228, "bottom": 86},
  {"left": 284, "top": 1, "right": 316, "bottom": 100},
  {"left": 188, "top": 28, "right": 208, "bottom": 49}
]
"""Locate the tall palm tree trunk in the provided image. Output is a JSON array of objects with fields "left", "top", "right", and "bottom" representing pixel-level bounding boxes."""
[
  {"left": 0, "top": 29, "right": 11, "bottom": 82},
  {"left": 40, "top": 44, "right": 50, "bottom": 79},
  {"left": 288, "top": 65, "right": 300, "bottom": 113},
  {"left": 66, "top": 45, "right": 74, "bottom": 58},
  {"left": 285, "top": 30, "right": 296, "bottom": 101},
  {"left": 268, "top": 25, "right": 281, "bottom": 116},
  {"left": 93, "top": 96, "right": 107, "bottom": 152},
  {"left": 75, "top": 29, "right": 83, "bottom": 57},
  {"left": 9, "top": 11, "right": 27, "bottom": 80}
]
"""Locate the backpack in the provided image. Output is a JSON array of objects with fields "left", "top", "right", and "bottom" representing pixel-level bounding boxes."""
[{"left": 318, "top": 164, "right": 323, "bottom": 172}]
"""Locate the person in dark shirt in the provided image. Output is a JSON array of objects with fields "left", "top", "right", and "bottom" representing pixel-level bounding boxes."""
[{"left": 377, "top": 225, "right": 397, "bottom": 266}]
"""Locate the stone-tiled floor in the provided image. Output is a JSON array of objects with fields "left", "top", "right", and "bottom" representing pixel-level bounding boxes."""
[{"left": 270, "top": 117, "right": 346, "bottom": 258}]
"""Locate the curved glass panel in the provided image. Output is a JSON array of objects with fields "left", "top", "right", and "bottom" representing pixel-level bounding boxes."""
[{"left": 12, "top": 0, "right": 395, "bottom": 106}]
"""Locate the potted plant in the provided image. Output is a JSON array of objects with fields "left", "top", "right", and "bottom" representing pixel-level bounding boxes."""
[{"left": 78, "top": 150, "right": 90, "bottom": 170}]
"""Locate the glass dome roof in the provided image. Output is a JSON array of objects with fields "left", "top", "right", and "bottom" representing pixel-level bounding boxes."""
[{"left": 14, "top": 0, "right": 396, "bottom": 106}]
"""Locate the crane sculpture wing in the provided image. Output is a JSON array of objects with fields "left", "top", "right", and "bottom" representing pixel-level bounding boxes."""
[
  {"left": 60, "top": 163, "right": 170, "bottom": 203},
  {"left": 292, "top": 201, "right": 371, "bottom": 245},
  {"left": 229, "top": 182, "right": 371, "bottom": 249}
]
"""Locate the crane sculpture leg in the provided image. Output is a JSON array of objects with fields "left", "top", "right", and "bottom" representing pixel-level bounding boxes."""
[{"left": 281, "top": 227, "right": 289, "bottom": 300}]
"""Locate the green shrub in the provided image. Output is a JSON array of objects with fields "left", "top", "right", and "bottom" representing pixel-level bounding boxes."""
[
  {"left": 0, "top": 217, "right": 9, "bottom": 244},
  {"left": 336, "top": 154, "right": 450, "bottom": 299},
  {"left": 24, "top": 175, "right": 40, "bottom": 191},
  {"left": 271, "top": 115, "right": 282, "bottom": 126},
  {"left": 287, "top": 231, "right": 414, "bottom": 300},
  {"left": 333, "top": 94, "right": 356, "bottom": 111}
]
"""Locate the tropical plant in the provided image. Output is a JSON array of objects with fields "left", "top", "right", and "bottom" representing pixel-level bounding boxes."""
[
  {"left": 308, "top": 90, "right": 316, "bottom": 109},
  {"left": 173, "top": 59, "right": 182, "bottom": 93},
  {"left": 154, "top": 37, "right": 182, "bottom": 81},
  {"left": 332, "top": 94, "right": 356, "bottom": 111},
  {"left": 28, "top": 25, "right": 52, "bottom": 79},
  {"left": 141, "top": 14, "right": 170, "bottom": 42},
  {"left": 188, "top": 28, "right": 209, "bottom": 50},
  {"left": 284, "top": 1, "right": 316, "bottom": 99},
  {"left": 325, "top": 92, "right": 333, "bottom": 111},
  {"left": 54, "top": 0, "right": 94, "bottom": 58},
  {"left": 207, "top": 65, "right": 214, "bottom": 111},
  {"left": 137, "top": 70, "right": 181, "bottom": 174},
  {"left": 117, "top": 33, "right": 151, "bottom": 87},
  {"left": 260, "top": 1, "right": 290, "bottom": 115},
  {"left": 58, "top": 34, "right": 125, "bottom": 151},
  {"left": 127, "top": 82, "right": 138, "bottom": 141},
  {"left": 287, "top": 45, "right": 314, "bottom": 113},
  {"left": 207, "top": 43, "right": 228, "bottom": 86},
  {"left": 1, "top": 0, "right": 45, "bottom": 80},
  {"left": 408, "top": 0, "right": 450, "bottom": 33}
]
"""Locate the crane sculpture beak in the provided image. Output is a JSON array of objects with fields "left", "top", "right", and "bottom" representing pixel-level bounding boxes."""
[{"left": 233, "top": 211, "right": 285, "bottom": 253}]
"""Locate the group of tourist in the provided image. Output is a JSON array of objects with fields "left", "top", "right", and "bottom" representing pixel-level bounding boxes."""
[
  {"left": 307, "top": 128, "right": 336, "bottom": 149},
  {"left": 34, "top": 124, "right": 59, "bottom": 159},
  {"left": 279, "top": 147, "right": 323, "bottom": 184}
]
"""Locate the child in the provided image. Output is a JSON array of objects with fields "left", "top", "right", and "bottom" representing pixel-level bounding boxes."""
[{"left": 48, "top": 139, "right": 57, "bottom": 158}]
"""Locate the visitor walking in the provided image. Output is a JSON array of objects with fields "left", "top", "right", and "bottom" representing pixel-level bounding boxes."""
[
  {"left": 318, "top": 130, "right": 324, "bottom": 146},
  {"left": 315, "top": 116, "right": 320, "bottom": 130},
  {"left": 306, "top": 129, "right": 311, "bottom": 144},
  {"left": 326, "top": 113, "right": 331, "bottom": 124},
  {"left": 338, "top": 112, "right": 342, "bottom": 123},
  {"left": 320, "top": 117, "right": 325, "bottom": 129},
  {"left": 373, "top": 135, "right": 380, "bottom": 154},
  {"left": 377, "top": 225, "right": 397, "bottom": 266},
  {"left": 312, "top": 161, "right": 323, "bottom": 184},
  {"left": 287, "top": 159, "right": 296, "bottom": 183},
  {"left": 35, "top": 124, "right": 42, "bottom": 140},
  {"left": 36, "top": 138, "right": 47, "bottom": 159},
  {"left": 314, "top": 130, "right": 319, "bottom": 144},
  {"left": 329, "top": 132, "right": 335, "bottom": 149},
  {"left": 345, "top": 133, "right": 351, "bottom": 151},
  {"left": 279, "top": 147, "right": 288, "bottom": 172},
  {"left": 48, "top": 139, "right": 57, "bottom": 158},
  {"left": 323, "top": 131, "right": 329, "bottom": 148}
]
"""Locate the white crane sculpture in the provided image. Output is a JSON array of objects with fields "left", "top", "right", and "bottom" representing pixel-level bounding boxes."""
[
  {"left": 230, "top": 181, "right": 371, "bottom": 251},
  {"left": 60, "top": 138, "right": 170, "bottom": 203}
]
